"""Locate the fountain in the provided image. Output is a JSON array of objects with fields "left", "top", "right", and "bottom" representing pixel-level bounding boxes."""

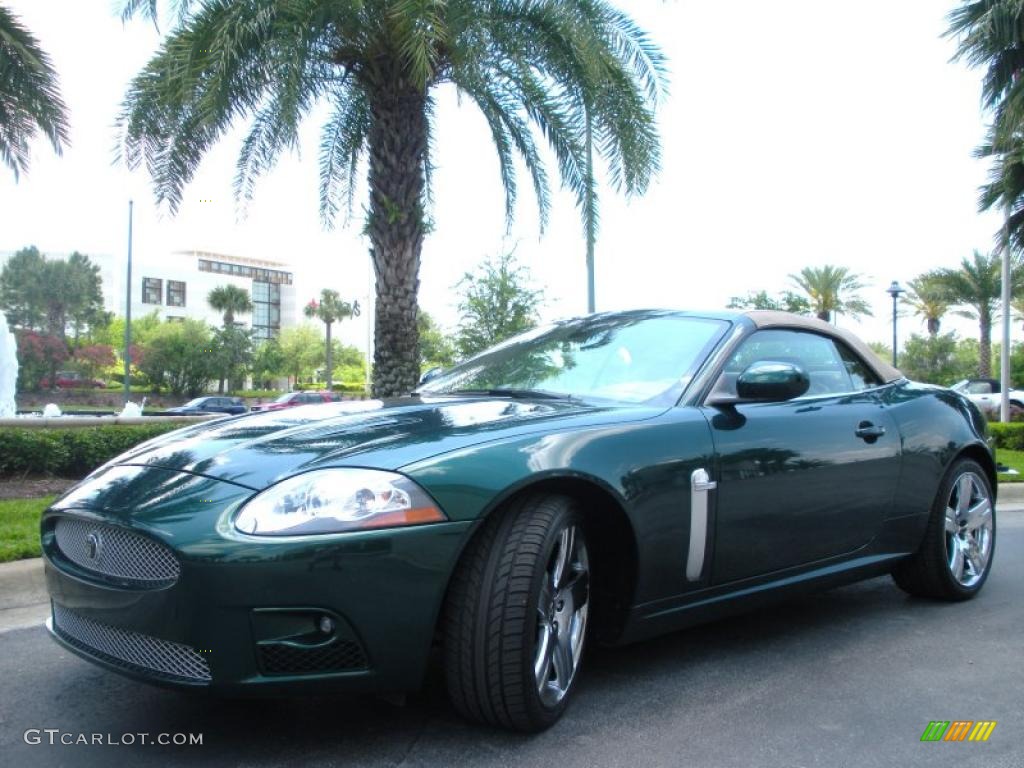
[{"left": 0, "top": 313, "right": 18, "bottom": 418}]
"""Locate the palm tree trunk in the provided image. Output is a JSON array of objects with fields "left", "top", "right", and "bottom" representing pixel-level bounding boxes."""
[
  {"left": 325, "top": 321, "right": 333, "bottom": 391},
  {"left": 979, "top": 314, "right": 992, "bottom": 379},
  {"left": 366, "top": 75, "right": 427, "bottom": 397}
]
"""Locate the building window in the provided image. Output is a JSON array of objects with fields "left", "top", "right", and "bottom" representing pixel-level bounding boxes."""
[
  {"left": 251, "top": 280, "right": 282, "bottom": 339},
  {"left": 166, "top": 316, "right": 185, "bottom": 323},
  {"left": 142, "top": 277, "right": 163, "bottom": 305},
  {"left": 167, "top": 280, "right": 186, "bottom": 307},
  {"left": 198, "top": 258, "right": 292, "bottom": 285}
]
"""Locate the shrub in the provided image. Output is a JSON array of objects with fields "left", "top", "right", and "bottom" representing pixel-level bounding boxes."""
[
  {"left": 228, "top": 389, "right": 282, "bottom": 399},
  {"left": 988, "top": 422, "right": 1024, "bottom": 450},
  {"left": 0, "top": 423, "right": 185, "bottom": 478}
]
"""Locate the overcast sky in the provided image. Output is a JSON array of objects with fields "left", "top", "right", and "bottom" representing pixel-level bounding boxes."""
[{"left": 0, "top": 0, "right": 1008, "bottom": 352}]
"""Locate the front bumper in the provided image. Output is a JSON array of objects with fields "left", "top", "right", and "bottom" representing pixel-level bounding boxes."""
[{"left": 42, "top": 467, "right": 472, "bottom": 695}]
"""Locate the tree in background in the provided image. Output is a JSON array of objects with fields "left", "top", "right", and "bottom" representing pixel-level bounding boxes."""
[
  {"left": 327, "top": 341, "right": 368, "bottom": 389},
  {"left": 72, "top": 344, "right": 116, "bottom": 382},
  {"left": 278, "top": 325, "right": 323, "bottom": 389},
  {"left": 210, "top": 326, "right": 254, "bottom": 394},
  {"left": 929, "top": 250, "right": 1022, "bottom": 378},
  {"left": 455, "top": 250, "right": 543, "bottom": 358},
  {"left": 207, "top": 284, "right": 252, "bottom": 327},
  {"left": 304, "top": 290, "right": 360, "bottom": 390},
  {"left": 867, "top": 341, "right": 892, "bottom": 365},
  {"left": 726, "top": 290, "right": 811, "bottom": 314},
  {"left": 116, "top": 0, "right": 665, "bottom": 398},
  {"left": 898, "top": 333, "right": 967, "bottom": 386},
  {"left": 788, "top": 265, "right": 872, "bottom": 323},
  {"left": 0, "top": 246, "right": 46, "bottom": 328},
  {"left": 0, "top": 5, "right": 69, "bottom": 179},
  {"left": 137, "top": 319, "right": 214, "bottom": 396},
  {"left": 251, "top": 338, "right": 285, "bottom": 390},
  {"left": 419, "top": 312, "right": 456, "bottom": 372},
  {"left": 14, "top": 329, "right": 68, "bottom": 391},
  {"left": 902, "top": 276, "right": 949, "bottom": 337}
]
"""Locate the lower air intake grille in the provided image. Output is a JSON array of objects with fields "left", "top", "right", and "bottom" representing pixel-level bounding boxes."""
[
  {"left": 52, "top": 603, "right": 211, "bottom": 683},
  {"left": 259, "top": 640, "right": 367, "bottom": 675}
]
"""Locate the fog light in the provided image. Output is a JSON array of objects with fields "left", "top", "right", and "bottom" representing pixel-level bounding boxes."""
[{"left": 318, "top": 616, "right": 335, "bottom": 635}]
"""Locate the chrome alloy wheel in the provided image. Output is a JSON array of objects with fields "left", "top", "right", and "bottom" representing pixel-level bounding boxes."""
[
  {"left": 945, "top": 471, "right": 994, "bottom": 588},
  {"left": 534, "top": 525, "right": 590, "bottom": 708}
]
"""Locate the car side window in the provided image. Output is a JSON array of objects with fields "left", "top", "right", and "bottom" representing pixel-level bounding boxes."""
[
  {"left": 967, "top": 381, "right": 993, "bottom": 395},
  {"left": 720, "top": 329, "right": 855, "bottom": 397},
  {"left": 833, "top": 341, "right": 882, "bottom": 391}
]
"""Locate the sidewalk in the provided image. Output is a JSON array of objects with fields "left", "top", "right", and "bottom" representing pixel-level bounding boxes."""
[{"left": 4, "top": 492, "right": 1022, "bottom": 635}]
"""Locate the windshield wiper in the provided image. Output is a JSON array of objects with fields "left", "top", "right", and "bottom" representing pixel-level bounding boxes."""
[{"left": 442, "top": 387, "right": 574, "bottom": 401}]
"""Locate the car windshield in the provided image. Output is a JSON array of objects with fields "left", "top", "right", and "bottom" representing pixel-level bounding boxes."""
[
  {"left": 183, "top": 398, "right": 208, "bottom": 407},
  {"left": 274, "top": 393, "right": 298, "bottom": 403},
  {"left": 419, "top": 311, "right": 730, "bottom": 404}
]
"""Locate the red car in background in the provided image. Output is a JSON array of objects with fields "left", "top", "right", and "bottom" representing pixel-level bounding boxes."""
[
  {"left": 40, "top": 371, "right": 106, "bottom": 389},
  {"left": 249, "top": 391, "right": 341, "bottom": 413}
]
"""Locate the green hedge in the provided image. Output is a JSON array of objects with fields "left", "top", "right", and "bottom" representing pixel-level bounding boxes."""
[
  {"left": 988, "top": 422, "right": 1024, "bottom": 450},
  {"left": 0, "top": 423, "right": 185, "bottom": 478}
]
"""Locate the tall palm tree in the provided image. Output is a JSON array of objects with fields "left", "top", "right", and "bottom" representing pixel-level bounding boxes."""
[
  {"left": 115, "top": 0, "right": 665, "bottom": 397},
  {"left": 304, "top": 289, "right": 360, "bottom": 390},
  {"left": 788, "top": 265, "right": 872, "bottom": 323},
  {"left": 930, "top": 250, "right": 1022, "bottom": 378},
  {"left": 207, "top": 284, "right": 252, "bottom": 327},
  {"left": 902, "top": 276, "right": 949, "bottom": 337},
  {"left": 0, "top": 5, "right": 69, "bottom": 178}
]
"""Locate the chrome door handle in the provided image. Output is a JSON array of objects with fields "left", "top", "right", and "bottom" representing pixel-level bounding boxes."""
[{"left": 855, "top": 421, "right": 886, "bottom": 440}]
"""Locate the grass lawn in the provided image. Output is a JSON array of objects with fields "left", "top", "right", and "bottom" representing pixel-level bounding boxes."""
[
  {"left": 0, "top": 496, "right": 53, "bottom": 563},
  {"left": 997, "top": 449, "right": 1024, "bottom": 483}
]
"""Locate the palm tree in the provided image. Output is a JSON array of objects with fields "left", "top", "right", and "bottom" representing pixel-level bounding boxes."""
[
  {"left": 788, "top": 265, "right": 872, "bottom": 323},
  {"left": 207, "top": 285, "right": 252, "bottom": 327},
  {"left": 902, "top": 276, "right": 949, "bottom": 337},
  {"left": 930, "top": 250, "right": 1022, "bottom": 378},
  {"left": 115, "top": 1, "right": 665, "bottom": 397},
  {"left": 0, "top": 5, "right": 69, "bottom": 179},
  {"left": 304, "top": 290, "right": 360, "bottom": 391}
]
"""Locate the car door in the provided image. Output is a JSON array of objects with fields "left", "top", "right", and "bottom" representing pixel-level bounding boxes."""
[{"left": 701, "top": 328, "right": 900, "bottom": 584}]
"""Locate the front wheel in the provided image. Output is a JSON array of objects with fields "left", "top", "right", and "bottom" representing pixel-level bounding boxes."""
[
  {"left": 443, "top": 494, "right": 591, "bottom": 731},
  {"left": 892, "top": 458, "right": 996, "bottom": 600}
]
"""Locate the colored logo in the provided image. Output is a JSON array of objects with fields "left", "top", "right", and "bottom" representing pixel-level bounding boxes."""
[{"left": 921, "top": 721, "right": 997, "bottom": 742}]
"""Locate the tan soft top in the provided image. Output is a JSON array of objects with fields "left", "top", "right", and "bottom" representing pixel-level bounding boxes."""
[{"left": 742, "top": 310, "right": 904, "bottom": 384}]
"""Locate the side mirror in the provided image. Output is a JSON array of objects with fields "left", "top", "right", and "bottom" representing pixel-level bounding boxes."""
[
  {"left": 734, "top": 360, "right": 810, "bottom": 403},
  {"left": 419, "top": 367, "right": 444, "bottom": 386}
]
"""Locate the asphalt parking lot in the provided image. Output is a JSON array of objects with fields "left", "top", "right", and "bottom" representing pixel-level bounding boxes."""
[{"left": 2, "top": 513, "right": 1021, "bottom": 768}]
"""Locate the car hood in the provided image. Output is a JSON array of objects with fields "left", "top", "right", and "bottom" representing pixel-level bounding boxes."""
[{"left": 103, "top": 395, "right": 663, "bottom": 490}]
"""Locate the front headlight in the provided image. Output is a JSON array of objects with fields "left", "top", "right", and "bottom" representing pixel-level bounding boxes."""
[{"left": 234, "top": 469, "right": 446, "bottom": 536}]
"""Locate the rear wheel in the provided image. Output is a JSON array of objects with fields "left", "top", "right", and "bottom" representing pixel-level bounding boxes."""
[
  {"left": 443, "top": 494, "right": 591, "bottom": 731},
  {"left": 892, "top": 458, "right": 996, "bottom": 600}
]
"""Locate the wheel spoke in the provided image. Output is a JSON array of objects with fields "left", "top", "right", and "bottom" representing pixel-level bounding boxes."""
[
  {"left": 537, "top": 580, "right": 553, "bottom": 619},
  {"left": 552, "top": 527, "right": 575, "bottom": 590},
  {"left": 551, "top": 627, "right": 574, "bottom": 690},
  {"left": 945, "top": 506, "right": 959, "bottom": 534},
  {"left": 566, "top": 569, "right": 590, "bottom": 608},
  {"left": 967, "top": 536, "right": 988, "bottom": 574},
  {"left": 534, "top": 622, "right": 554, "bottom": 689},
  {"left": 949, "top": 536, "right": 965, "bottom": 582},
  {"left": 956, "top": 475, "right": 973, "bottom": 514},
  {"left": 964, "top": 499, "right": 992, "bottom": 532}
]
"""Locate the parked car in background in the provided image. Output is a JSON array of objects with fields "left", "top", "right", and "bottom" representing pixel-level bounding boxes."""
[
  {"left": 164, "top": 396, "right": 247, "bottom": 416},
  {"left": 42, "top": 310, "right": 997, "bottom": 732},
  {"left": 40, "top": 371, "right": 106, "bottom": 389},
  {"left": 249, "top": 391, "right": 341, "bottom": 413},
  {"left": 950, "top": 378, "right": 1024, "bottom": 417}
]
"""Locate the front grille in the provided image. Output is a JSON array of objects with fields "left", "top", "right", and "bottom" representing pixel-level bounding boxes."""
[
  {"left": 259, "top": 640, "right": 367, "bottom": 675},
  {"left": 52, "top": 603, "right": 211, "bottom": 683},
  {"left": 54, "top": 517, "right": 180, "bottom": 585}
]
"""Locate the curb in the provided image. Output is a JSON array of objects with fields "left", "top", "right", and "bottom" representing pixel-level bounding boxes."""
[{"left": 0, "top": 557, "right": 49, "bottom": 633}]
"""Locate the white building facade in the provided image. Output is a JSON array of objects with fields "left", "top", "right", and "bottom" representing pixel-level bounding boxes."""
[{"left": 3, "top": 249, "right": 297, "bottom": 339}]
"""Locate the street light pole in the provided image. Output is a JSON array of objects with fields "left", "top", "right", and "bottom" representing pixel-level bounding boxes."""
[
  {"left": 123, "top": 199, "right": 134, "bottom": 404},
  {"left": 1001, "top": 206, "right": 1012, "bottom": 423},
  {"left": 887, "top": 280, "right": 905, "bottom": 367}
]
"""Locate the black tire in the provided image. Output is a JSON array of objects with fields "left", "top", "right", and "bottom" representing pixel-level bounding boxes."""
[
  {"left": 443, "top": 494, "right": 590, "bottom": 732},
  {"left": 892, "top": 458, "right": 996, "bottom": 600}
]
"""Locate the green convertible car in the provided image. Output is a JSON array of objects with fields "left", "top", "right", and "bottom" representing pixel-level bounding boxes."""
[{"left": 42, "top": 309, "right": 997, "bottom": 731}]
